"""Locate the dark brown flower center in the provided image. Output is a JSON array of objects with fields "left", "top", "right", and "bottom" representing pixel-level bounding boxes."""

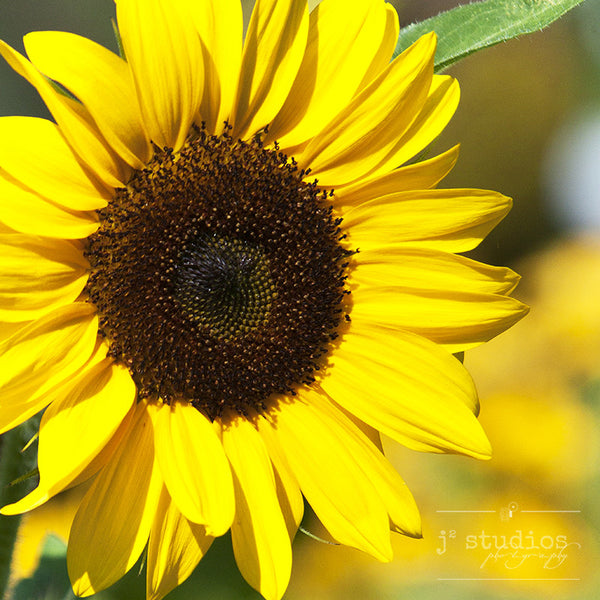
[{"left": 85, "top": 127, "right": 350, "bottom": 419}]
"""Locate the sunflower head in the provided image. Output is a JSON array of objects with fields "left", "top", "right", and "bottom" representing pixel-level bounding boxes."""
[
  {"left": 0, "top": 1, "right": 527, "bottom": 600},
  {"left": 85, "top": 125, "right": 352, "bottom": 418}
]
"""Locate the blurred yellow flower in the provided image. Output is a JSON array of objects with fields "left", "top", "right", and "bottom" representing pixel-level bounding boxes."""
[
  {"left": 10, "top": 486, "right": 83, "bottom": 584},
  {"left": 479, "top": 389, "right": 599, "bottom": 486},
  {"left": 468, "top": 236, "right": 600, "bottom": 487}
]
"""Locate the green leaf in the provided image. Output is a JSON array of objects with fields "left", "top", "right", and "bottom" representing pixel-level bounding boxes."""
[{"left": 395, "top": 0, "right": 587, "bottom": 71}]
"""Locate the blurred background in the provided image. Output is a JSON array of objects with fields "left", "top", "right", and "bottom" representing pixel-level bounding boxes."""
[{"left": 1, "top": 0, "right": 599, "bottom": 599}]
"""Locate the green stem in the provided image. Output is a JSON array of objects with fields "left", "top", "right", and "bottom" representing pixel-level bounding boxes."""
[{"left": 0, "top": 420, "right": 39, "bottom": 599}]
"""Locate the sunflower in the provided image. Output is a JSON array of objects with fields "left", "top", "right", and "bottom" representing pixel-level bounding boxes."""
[{"left": 0, "top": 0, "right": 527, "bottom": 599}]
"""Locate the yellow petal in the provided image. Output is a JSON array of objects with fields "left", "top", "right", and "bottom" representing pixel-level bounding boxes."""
[
  {"left": 0, "top": 117, "right": 110, "bottom": 211},
  {"left": 0, "top": 172, "right": 99, "bottom": 239},
  {"left": 362, "top": 74, "right": 460, "bottom": 181},
  {"left": 258, "top": 418, "right": 304, "bottom": 540},
  {"left": 5, "top": 428, "right": 125, "bottom": 521},
  {"left": 0, "top": 40, "right": 128, "bottom": 188},
  {"left": 0, "top": 303, "right": 98, "bottom": 434},
  {"left": 301, "top": 391, "right": 421, "bottom": 538},
  {"left": 354, "top": 3, "right": 400, "bottom": 92},
  {"left": 299, "top": 32, "right": 436, "bottom": 187},
  {"left": 116, "top": 0, "right": 204, "bottom": 150},
  {"left": 334, "top": 145, "right": 460, "bottom": 207},
  {"left": 320, "top": 325, "right": 491, "bottom": 456},
  {"left": 0, "top": 321, "right": 27, "bottom": 344},
  {"left": 267, "top": 389, "right": 393, "bottom": 561},
  {"left": 232, "top": 0, "right": 308, "bottom": 139},
  {"left": 24, "top": 31, "right": 151, "bottom": 168},
  {"left": 0, "top": 343, "right": 115, "bottom": 512},
  {"left": 60, "top": 360, "right": 137, "bottom": 492},
  {"left": 180, "top": 0, "right": 243, "bottom": 133},
  {"left": 149, "top": 401, "right": 234, "bottom": 537},
  {"left": 354, "top": 245, "right": 521, "bottom": 294},
  {"left": 221, "top": 415, "right": 292, "bottom": 600},
  {"left": 351, "top": 285, "right": 528, "bottom": 352},
  {"left": 147, "top": 485, "right": 214, "bottom": 600},
  {"left": 2, "top": 358, "right": 135, "bottom": 515},
  {"left": 0, "top": 234, "right": 89, "bottom": 322},
  {"left": 68, "top": 401, "right": 162, "bottom": 597},
  {"left": 343, "top": 188, "right": 513, "bottom": 253},
  {"left": 269, "top": 0, "right": 397, "bottom": 148}
]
